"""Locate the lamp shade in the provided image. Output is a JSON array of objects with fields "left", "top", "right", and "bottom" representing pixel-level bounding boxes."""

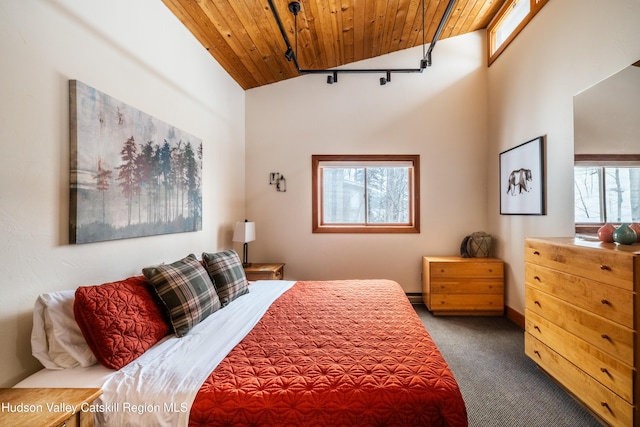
[{"left": 232, "top": 221, "right": 255, "bottom": 243}]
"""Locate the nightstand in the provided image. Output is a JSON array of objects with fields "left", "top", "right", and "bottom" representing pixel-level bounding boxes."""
[
  {"left": 0, "top": 387, "right": 102, "bottom": 427},
  {"left": 422, "top": 256, "right": 504, "bottom": 316},
  {"left": 243, "top": 263, "right": 285, "bottom": 281}
]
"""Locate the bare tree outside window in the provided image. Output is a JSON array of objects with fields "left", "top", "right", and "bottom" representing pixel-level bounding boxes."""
[
  {"left": 575, "top": 165, "right": 640, "bottom": 224},
  {"left": 366, "top": 167, "right": 409, "bottom": 224}
]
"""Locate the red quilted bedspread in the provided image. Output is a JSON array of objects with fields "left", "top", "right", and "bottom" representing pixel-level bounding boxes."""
[{"left": 189, "top": 280, "right": 468, "bottom": 427}]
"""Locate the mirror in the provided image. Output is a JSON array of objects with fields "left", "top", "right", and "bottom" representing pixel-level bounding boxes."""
[
  {"left": 573, "top": 61, "right": 640, "bottom": 232},
  {"left": 574, "top": 60, "right": 640, "bottom": 155}
]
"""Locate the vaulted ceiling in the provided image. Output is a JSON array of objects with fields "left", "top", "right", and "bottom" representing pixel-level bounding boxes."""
[{"left": 162, "top": 0, "right": 507, "bottom": 90}]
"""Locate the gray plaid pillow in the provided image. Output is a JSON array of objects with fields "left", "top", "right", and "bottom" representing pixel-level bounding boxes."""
[
  {"left": 143, "top": 254, "right": 221, "bottom": 337},
  {"left": 202, "top": 249, "right": 249, "bottom": 307}
]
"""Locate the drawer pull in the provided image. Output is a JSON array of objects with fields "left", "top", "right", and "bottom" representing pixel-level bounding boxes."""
[
  {"left": 601, "top": 334, "right": 611, "bottom": 341},
  {"left": 533, "top": 251, "right": 540, "bottom": 255},
  {"left": 534, "top": 325, "right": 541, "bottom": 332},
  {"left": 601, "top": 299, "right": 611, "bottom": 305},
  {"left": 533, "top": 350, "right": 541, "bottom": 357},
  {"left": 600, "top": 367, "right": 611, "bottom": 376},
  {"left": 534, "top": 301, "right": 541, "bottom": 307},
  {"left": 533, "top": 276, "right": 541, "bottom": 282},
  {"left": 601, "top": 402, "right": 612, "bottom": 413},
  {"left": 600, "top": 264, "right": 611, "bottom": 271}
]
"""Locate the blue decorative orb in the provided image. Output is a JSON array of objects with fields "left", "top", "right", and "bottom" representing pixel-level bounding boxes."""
[{"left": 613, "top": 223, "right": 637, "bottom": 245}]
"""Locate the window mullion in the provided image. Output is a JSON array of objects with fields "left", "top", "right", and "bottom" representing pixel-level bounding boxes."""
[
  {"left": 600, "top": 167, "right": 607, "bottom": 223},
  {"left": 363, "top": 168, "right": 369, "bottom": 225}
]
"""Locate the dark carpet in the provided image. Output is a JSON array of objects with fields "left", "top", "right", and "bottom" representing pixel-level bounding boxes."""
[{"left": 413, "top": 304, "right": 603, "bottom": 427}]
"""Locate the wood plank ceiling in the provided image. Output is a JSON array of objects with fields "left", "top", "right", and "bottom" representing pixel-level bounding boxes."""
[{"left": 162, "top": 0, "right": 507, "bottom": 90}]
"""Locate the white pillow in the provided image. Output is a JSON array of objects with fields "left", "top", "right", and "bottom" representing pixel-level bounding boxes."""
[{"left": 31, "top": 290, "right": 97, "bottom": 369}]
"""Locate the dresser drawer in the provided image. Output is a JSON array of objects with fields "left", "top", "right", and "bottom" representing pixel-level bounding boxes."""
[
  {"left": 525, "top": 239, "right": 634, "bottom": 290},
  {"left": 525, "top": 334, "right": 633, "bottom": 427},
  {"left": 429, "top": 278, "right": 503, "bottom": 294},
  {"left": 525, "top": 262, "right": 633, "bottom": 328},
  {"left": 526, "top": 309, "right": 633, "bottom": 402},
  {"left": 526, "top": 287, "right": 634, "bottom": 365}
]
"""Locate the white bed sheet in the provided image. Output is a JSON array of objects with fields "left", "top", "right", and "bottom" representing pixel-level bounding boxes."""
[
  {"left": 15, "top": 280, "right": 296, "bottom": 427},
  {"left": 15, "top": 364, "right": 114, "bottom": 388}
]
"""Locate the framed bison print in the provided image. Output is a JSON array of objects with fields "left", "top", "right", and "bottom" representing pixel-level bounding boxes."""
[{"left": 500, "top": 136, "right": 545, "bottom": 215}]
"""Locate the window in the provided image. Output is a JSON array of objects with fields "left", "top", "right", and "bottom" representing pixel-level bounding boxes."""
[
  {"left": 574, "top": 155, "right": 640, "bottom": 233},
  {"left": 312, "top": 155, "right": 419, "bottom": 233},
  {"left": 487, "top": 0, "right": 549, "bottom": 66}
]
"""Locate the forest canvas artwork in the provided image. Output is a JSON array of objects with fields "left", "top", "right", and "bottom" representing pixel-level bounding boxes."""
[{"left": 69, "top": 80, "right": 202, "bottom": 244}]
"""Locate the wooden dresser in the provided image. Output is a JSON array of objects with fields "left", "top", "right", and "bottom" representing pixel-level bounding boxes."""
[
  {"left": 524, "top": 237, "right": 640, "bottom": 427},
  {"left": 422, "top": 256, "right": 504, "bottom": 315}
]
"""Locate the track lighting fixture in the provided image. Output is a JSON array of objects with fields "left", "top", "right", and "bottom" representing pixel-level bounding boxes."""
[{"left": 267, "top": 0, "right": 456, "bottom": 86}]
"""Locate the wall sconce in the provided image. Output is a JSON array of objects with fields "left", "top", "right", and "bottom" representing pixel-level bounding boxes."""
[{"left": 269, "top": 172, "right": 287, "bottom": 192}]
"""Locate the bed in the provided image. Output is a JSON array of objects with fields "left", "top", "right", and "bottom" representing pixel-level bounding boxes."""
[{"left": 17, "top": 252, "right": 468, "bottom": 427}]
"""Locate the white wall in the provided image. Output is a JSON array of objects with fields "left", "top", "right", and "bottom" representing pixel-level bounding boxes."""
[
  {"left": 488, "top": 0, "right": 640, "bottom": 314},
  {"left": 574, "top": 65, "right": 640, "bottom": 155},
  {"left": 246, "top": 32, "right": 489, "bottom": 293},
  {"left": 0, "top": 0, "right": 245, "bottom": 386}
]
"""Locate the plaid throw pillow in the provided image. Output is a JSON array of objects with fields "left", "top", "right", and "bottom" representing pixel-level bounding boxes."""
[
  {"left": 143, "top": 254, "right": 221, "bottom": 337},
  {"left": 202, "top": 249, "right": 249, "bottom": 307}
]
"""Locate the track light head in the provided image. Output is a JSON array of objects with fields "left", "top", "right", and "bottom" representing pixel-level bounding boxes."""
[
  {"left": 379, "top": 77, "right": 387, "bottom": 85},
  {"left": 327, "top": 75, "right": 334, "bottom": 84},
  {"left": 284, "top": 47, "right": 295, "bottom": 61},
  {"left": 424, "top": 52, "right": 432, "bottom": 67}
]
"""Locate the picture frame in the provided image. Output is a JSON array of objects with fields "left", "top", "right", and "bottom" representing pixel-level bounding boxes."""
[
  {"left": 499, "top": 136, "right": 545, "bottom": 215},
  {"left": 69, "top": 80, "right": 203, "bottom": 244}
]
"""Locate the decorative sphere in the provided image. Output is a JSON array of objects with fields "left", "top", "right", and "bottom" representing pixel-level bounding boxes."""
[
  {"left": 613, "top": 223, "right": 637, "bottom": 245},
  {"left": 597, "top": 223, "right": 615, "bottom": 243},
  {"left": 630, "top": 223, "right": 640, "bottom": 242}
]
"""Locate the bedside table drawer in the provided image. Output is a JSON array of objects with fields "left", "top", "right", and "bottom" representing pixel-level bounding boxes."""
[
  {"left": 430, "top": 278, "right": 503, "bottom": 294},
  {"left": 429, "top": 293, "right": 503, "bottom": 312},
  {"left": 429, "top": 261, "right": 503, "bottom": 278}
]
